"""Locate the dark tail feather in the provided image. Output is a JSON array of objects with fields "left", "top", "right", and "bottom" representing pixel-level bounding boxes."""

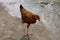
[{"left": 20, "top": 4, "right": 23, "bottom": 9}]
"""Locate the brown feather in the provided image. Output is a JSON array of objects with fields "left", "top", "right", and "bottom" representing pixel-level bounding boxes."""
[{"left": 20, "top": 5, "right": 40, "bottom": 25}]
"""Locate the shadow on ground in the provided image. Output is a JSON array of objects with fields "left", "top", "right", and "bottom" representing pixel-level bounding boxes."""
[{"left": 20, "top": 35, "right": 31, "bottom": 40}]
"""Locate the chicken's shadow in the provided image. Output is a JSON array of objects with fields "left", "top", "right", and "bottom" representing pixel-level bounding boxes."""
[{"left": 20, "top": 35, "right": 31, "bottom": 40}]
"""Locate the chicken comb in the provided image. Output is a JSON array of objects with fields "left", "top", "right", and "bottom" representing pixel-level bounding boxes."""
[{"left": 36, "top": 15, "right": 40, "bottom": 21}]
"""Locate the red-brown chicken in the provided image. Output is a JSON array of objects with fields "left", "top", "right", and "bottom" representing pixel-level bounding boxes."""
[{"left": 20, "top": 5, "right": 40, "bottom": 36}]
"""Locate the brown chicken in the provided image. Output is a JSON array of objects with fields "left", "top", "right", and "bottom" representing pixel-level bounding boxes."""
[{"left": 20, "top": 4, "right": 40, "bottom": 36}]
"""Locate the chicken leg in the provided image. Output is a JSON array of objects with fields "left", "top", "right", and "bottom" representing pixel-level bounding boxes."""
[
  {"left": 26, "top": 24, "right": 33, "bottom": 36},
  {"left": 27, "top": 24, "right": 30, "bottom": 36}
]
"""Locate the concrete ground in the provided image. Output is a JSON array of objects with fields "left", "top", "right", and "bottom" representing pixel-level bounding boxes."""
[{"left": 0, "top": 3, "right": 57, "bottom": 40}]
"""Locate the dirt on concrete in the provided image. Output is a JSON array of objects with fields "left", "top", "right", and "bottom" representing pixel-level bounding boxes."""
[{"left": 0, "top": 2, "right": 53, "bottom": 40}]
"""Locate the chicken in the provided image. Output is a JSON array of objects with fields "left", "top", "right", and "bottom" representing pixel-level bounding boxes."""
[{"left": 20, "top": 4, "right": 40, "bottom": 36}]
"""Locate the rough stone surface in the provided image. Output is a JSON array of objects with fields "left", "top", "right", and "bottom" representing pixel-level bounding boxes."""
[{"left": 0, "top": 1, "right": 60, "bottom": 40}]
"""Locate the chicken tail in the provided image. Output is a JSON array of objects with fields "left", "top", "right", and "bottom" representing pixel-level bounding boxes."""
[{"left": 20, "top": 4, "right": 23, "bottom": 9}]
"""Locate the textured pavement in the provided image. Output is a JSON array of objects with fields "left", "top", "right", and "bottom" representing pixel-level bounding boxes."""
[{"left": 0, "top": 2, "right": 59, "bottom": 40}]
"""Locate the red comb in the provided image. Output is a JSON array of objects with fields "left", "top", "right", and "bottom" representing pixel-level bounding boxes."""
[{"left": 37, "top": 15, "right": 40, "bottom": 21}]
